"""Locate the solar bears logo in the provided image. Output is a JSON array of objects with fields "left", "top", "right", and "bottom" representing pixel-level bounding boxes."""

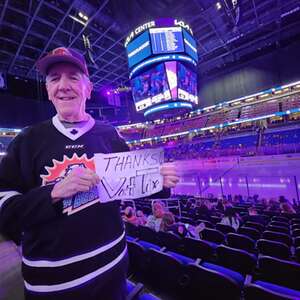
[{"left": 41, "top": 153, "right": 100, "bottom": 215}]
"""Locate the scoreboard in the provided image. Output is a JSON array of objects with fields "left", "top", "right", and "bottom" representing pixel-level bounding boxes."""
[{"left": 125, "top": 18, "right": 199, "bottom": 118}]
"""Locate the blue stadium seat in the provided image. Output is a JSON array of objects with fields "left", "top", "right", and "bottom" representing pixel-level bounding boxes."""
[
  {"left": 157, "top": 231, "right": 183, "bottom": 253},
  {"left": 245, "top": 221, "right": 265, "bottom": 232},
  {"left": 183, "top": 237, "right": 214, "bottom": 260},
  {"left": 257, "top": 256, "right": 300, "bottom": 291},
  {"left": 216, "top": 223, "right": 236, "bottom": 234},
  {"left": 238, "top": 226, "right": 261, "bottom": 241},
  {"left": 216, "top": 245, "right": 257, "bottom": 275},
  {"left": 262, "top": 231, "right": 292, "bottom": 247},
  {"left": 245, "top": 282, "right": 300, "bottom": 300},
  {"left": 257, "top": 239, "right": 290, "bottom": 260},
  {"left": 183, "top": 263, "right": 242, "bottom": 300},
  {"left": 227, "top": 233, "right": 256, "bottom": 253},
  {"left": 201, "top": 228, "right": 225, "bottom": 245}
]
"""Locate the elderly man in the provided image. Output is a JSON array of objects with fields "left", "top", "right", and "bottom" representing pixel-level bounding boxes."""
[{"left": 0, "top": 47, "right": 179, "bottom": 300}]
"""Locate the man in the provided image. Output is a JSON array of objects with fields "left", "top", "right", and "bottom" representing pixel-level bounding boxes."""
[{"left": 0, "top": 47, "right": 179, "bottom": 300}]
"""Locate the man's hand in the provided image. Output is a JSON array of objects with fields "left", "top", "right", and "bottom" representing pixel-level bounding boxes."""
[
  {"left": 160, "top": 162, "right": 180, "bottom": 188},
  {"left": 51, "top": 167, "right": 100, "bottom": 203}
]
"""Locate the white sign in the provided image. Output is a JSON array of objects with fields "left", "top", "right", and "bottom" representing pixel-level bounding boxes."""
[{"left": 94, "top": 148, "right": 164, "bottom": 202}]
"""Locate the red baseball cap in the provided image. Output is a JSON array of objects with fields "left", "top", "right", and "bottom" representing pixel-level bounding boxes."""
[{"left": 36, "top": 47, "right": 89, "bottom": 76}]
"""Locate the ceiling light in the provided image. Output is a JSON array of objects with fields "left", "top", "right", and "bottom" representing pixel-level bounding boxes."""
[{"left": 216, "top": 2, "right": 222, "bottom": 10}]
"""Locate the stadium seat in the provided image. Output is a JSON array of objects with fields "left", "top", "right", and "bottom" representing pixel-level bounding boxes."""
[
  {"left": 127, "top": 240, "right": 151, "bottom": 280},
  {"left": 257, "top": 256, "right": 300, "bottom": 291},
  {"left": 244, "top": 282, "right": 300, "bottom": 300},
  {"left": 201, "top": 262, "right": 245, "bottom": 288},
  {"left": 256, "top": 239, "right": 290, "bottom": 260},
  {"left": 272, "top": 216, "right": 289, "bottom": 223},
  {"left": 227, "top": 233, "right": 256, "bottom": 253},
  {"left": 125, "top": 222, "right": 140, "bottom": 238},
  {"left": 157, "top": 231, "right": 183, "bottom": 253},
  {"left": 183, "top": 263, "right": 242, "bottom": 300},
  {"left": 245, "top": 221, "right": 265, "bottom": 232},
  {"left": 291, "top": 218, "right": 300, "bottom": 225},
  {"left": 183, "top": 237, "right": 214, "bottom": 260},
  {"left": 292, "top": 229, "right": 300, "bottom": 237},
  {"left": 295, "top": 237, "right": 300, "bottom": 248},
  {"left": 197, "top": 219, "right": 214, "bottom": 228},
  {"left": 266, "top": 225, "right": 290, "bottom": 235},
  {"left": 139, "top": 226, "right": 159, "bottom": 244},
  {"left": 291, "top": 224, "right": 300, "bottom": 231},
  {"left": 216, "top": 245, "right": 257, "bottom": 275},
  {"left": 238, "top": 226, "right": 261, "bottom": 241},
  {"left": 216, "top": 223, "right": 236, "bottom": 234},
  {"left": 201, "top": 228, "right": 225, "bottom": 245},
  {"left": 146, "top": 248, "right": 186, "bottom": 299},
  {"left": 262, "top": 231, "right": 293, "bottom": 247},
  {"left": 269, "top": 221, "right": 289, "bottom": 228}
]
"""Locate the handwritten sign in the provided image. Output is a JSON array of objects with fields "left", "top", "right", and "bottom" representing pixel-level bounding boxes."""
[{"left": 94, "top": 148, "right": 164, "bottom": 202}]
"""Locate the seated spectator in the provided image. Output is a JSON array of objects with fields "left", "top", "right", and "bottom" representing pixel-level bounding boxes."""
[
  {"left": 243, "top": 207, "right": 266, "bottom": 225},
  {"left": 220, "top": 207, "right": 240, "bottom": 230},
  {"left": 160, "top": 212, "right": 176, "bottom": 232},
  {"left": 146, "top": 201, "right": 166, "bottom": 232},
  {"left": 266, "top": 198, "right": 280, "bottom": 212},
  {"left": 123, "top": 206, "right": 139, "bottom": 226},
  {"left": 280, "top": 202, "right": 296, "bottom": 214},
  {"left": 136, "top": 210, "right": 147, "bottom": 226}
]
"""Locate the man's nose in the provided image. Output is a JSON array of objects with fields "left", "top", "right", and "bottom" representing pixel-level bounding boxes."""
[{"left": 57, "top": 77, "right": 71, "bottom": 91}]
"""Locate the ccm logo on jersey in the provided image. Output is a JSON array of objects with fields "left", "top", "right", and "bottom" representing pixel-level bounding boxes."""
[{"left": 65, "top": 144, "right": 85, "bottom": 149}]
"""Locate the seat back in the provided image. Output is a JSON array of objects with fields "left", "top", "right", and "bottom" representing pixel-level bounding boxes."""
[
  {"left": 184, "top": 263, "right": 241, "bottom": 300},
  {"left": 227, "top": 233, "right": 256, "bottom": 253},
  {"left": 216, "top": 245, "right": 257, "bottom": 275},
  {"left": 272, "top": 216, "right": 289, "bottom": 223},
  {"left": 125, "top": 222, "right": 139, "bottom": 238},
  {"left": 147, "top": 249, "right": 184, "bottom": 297},
  {"left": 216, "top": 223, "right": 236, "bottom": 234},
  {"left": 257, "top": 239, "right": 290, "bottom": 260},
  {"left": 157, "top": 231, "right": 182, "bottom": 252},
  {"left": 258, "top": 256, "right": 300, "bottom": 291},
  {"left": 269, "top": 221, "right": 289, "bottom": 228},
  {"left": 266, "top": 225, "right": 290, "bottom": 235},
  {"left": 201, "top": 228, "right": 225, "bottom": 244},
  {"left": 245, "top": 221, "right": 265, "bottom": 232},
  {"left": 244, "top": 283, "right": 296, "bottom": 300},
  {"left": 238, "top": 226, "right": 261, "bottom": 241},
  {"left": 139, "top": 226, "right": 158, "bottom": 244},
  {"left": 183, "top": 237, "right": 214, "bottom": 260},
  {"left": 262, "top": 231, "right": 292, "bottom": 247}
]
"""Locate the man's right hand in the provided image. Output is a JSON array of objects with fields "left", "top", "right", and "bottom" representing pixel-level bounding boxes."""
[{"left": 51, "top": 167, "right": 100, "bottom": 203}]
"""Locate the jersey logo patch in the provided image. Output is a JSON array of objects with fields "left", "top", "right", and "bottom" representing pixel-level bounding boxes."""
[{"left": 41, "top": 153, "right": 99, "bottom": 215}]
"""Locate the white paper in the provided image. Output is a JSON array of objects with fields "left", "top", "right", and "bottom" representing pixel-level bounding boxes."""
[{"left": 94, "top": 148, "right": 164, "bottom": 202}]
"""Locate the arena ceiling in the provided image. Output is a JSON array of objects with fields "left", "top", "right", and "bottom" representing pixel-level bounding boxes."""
[{"left": 0, "top": 0, "right": 300, "bottom": 90}]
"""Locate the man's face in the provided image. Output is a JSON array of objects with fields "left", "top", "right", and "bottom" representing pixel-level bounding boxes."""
[{"left": 46, "top": 63, "right": 92, "bottom": 121}]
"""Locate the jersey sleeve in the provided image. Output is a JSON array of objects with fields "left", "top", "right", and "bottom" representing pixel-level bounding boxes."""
[{"left": 0, "top": 132, "right": 61, "bottom": 242}]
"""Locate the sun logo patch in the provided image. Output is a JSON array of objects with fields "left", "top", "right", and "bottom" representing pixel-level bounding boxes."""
[{"left": 41, "top": 153, "right": 100, "bottom": 215}]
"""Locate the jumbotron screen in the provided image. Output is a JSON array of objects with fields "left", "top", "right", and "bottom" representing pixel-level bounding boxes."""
[
  {"left": 131, "top": 61, "right": 198, "bottom": 112},
  {"left": 126, "top": 27, "right": 198, "bottom": 70}
]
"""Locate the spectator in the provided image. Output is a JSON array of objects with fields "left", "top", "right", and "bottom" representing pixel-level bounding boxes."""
[
  {"left": 220, "top": 207, "right": 240, "bottom": 230},
  {"left": 123, "top": 206, "right": 138, "bottom": 226},
  {"left": 136, "top": 210, "right": 147, "bottom": 226},
  {"left": 146, "top": 201, "right": 165, "bottom": 232},
  {"left": 160, "top": 211, "right": 176, "bottom": 232},
  {"left": 281, "top": 202, "right": 296, "bottom": 214}
]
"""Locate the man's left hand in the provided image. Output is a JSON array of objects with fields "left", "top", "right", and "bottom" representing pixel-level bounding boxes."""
[{"left": 160, "top": 162, "right": 180, "bottom": 188}]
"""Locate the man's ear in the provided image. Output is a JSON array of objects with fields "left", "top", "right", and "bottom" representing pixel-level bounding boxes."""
[
  {"left": 45, "top": 81, "right": 52, "bottom": 101},
  {"left": 86, "top": 80, "right": 93, "bottom": 100}
]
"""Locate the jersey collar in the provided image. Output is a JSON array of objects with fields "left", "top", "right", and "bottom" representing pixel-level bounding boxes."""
[{"left": 52, "top": 114, "right": 95, "bottom": 141}]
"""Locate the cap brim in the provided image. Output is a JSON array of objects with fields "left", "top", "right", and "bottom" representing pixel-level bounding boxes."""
[{"left": 36, "top": 55, "right": 87, "bottom": 76}]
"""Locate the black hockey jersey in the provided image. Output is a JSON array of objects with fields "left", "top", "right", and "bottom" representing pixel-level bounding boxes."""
[{"left": 0, "top": 115, "right": 129, "bottom": 297}]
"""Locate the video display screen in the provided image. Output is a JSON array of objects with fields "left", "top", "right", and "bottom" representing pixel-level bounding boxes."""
[
  {"left": 126, "top": 31, "right": 152, "bottom": 68},
  {"left": 177, "top": 62, "right": 198, "bottom": 104},
  {"left": 183, "top": 29, "right": 198, "bottom": 62},
  {"left": 131, "top": 63, "right": 171, "bottom": 111},
  {"left": 149, "top": 27, "right": 184, "bottom": 54}
]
